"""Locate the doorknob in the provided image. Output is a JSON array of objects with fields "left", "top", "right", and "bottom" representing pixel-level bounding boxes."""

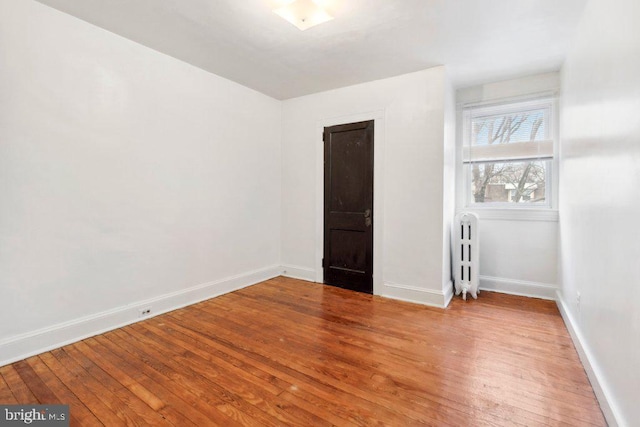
[{"left": 364, "top": 209, "right": 371, "bottom": 218}]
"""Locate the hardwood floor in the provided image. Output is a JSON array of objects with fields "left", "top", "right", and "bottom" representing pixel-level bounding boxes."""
[{"left": 0, "top": 277, "right": 605, "bottom": 426}]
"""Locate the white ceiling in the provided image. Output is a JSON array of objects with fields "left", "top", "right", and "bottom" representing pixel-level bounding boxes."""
[{"left": 34, "top": 0, "right": 588, "bottom": 100}]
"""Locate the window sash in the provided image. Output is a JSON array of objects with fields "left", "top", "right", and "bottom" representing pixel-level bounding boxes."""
[{"left": 462, "top": 139, "right": 553, "bottom": 164}]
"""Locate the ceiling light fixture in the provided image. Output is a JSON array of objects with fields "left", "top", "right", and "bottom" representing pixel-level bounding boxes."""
[{"left": 273, "top": 0, "right": 334, "bottom": 31}]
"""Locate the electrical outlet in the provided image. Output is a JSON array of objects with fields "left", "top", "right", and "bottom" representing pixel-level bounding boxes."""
[
  {"left": 139, "top": 307, "right": 152, "bottom": 317},
  {"left": 576, "top": 291, "right": 581, "bottom": 310}
]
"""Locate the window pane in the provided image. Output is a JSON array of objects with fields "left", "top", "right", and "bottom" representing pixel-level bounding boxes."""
[
  {"left": 469, "top": 161, "right": 547, "bottom": 204},
  {"left": 472, "top": 108, "right": 547, "bottom": 146}
]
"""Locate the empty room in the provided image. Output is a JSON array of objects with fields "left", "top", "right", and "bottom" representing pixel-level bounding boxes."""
[{"left": 0, "top": 0, "right": 638, "bottom": 425}]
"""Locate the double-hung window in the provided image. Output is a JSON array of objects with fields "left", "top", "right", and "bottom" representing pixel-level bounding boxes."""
[{"left": 462, "top": 97, "right": 556, "bottom": 207}]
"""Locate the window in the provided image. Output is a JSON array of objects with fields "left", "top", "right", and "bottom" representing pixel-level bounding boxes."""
[{"left": 462, "top": 98, "right": 555, "bottom": 207}]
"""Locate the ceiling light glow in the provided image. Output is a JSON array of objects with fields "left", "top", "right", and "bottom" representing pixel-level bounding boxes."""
[{"left": 273, "top": 0, "right": 334, "bottom": 31}]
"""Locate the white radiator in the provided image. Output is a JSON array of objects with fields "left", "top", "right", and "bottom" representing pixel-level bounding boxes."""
[{"left": 454, "top": 212, "right": 480, "bottom": 300}]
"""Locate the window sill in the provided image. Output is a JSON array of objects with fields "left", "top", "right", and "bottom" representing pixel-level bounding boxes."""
[{"left": 458, "top": 208, "right": 559, "bottom": 222}]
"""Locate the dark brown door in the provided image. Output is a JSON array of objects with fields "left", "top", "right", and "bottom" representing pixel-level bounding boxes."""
[{"left": 323, "top": 120, "right": 374, "bottom": 294}]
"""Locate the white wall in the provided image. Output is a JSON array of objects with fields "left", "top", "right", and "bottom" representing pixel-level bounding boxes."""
[
  {"left": 559, "top": 0, "right": 640, "bottom": 424},
  {"left": 455, "top": 73, "right": 560, "bottom": 299},
  {"left": 0, "top": 0, "right": 282, "bottom": 363},
  {"left": 281, "top": 67, "right": 453, "bottom": 306}
]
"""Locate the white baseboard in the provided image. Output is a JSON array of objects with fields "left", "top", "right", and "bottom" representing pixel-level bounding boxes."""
[
  {"left": 443, "top": 280, "right": 454, "bottom": 308},
  {"left": 555, "top": 291, "right": 621, "bottom": 427},
  {"left": 0, "top": 265, "right": 282, "bottom": 368},
  {"left": 280, "top": 268, "right": 452, "bottom": 308},
  {"left": 381, "top": 282, "right": 450, "bottom": 308},
  {"left": 281, "top": 264, "right": 316, "bottom": 282},
  {"left": 479, "top": 275, "right": 558, "bottom": 300}
]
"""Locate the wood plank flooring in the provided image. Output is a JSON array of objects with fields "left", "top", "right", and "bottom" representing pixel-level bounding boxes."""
[{"left": 0, "top": 277, "right": 605, "bottom": 426}]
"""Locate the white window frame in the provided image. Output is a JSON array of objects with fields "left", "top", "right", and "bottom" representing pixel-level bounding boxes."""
[{"left": 461, "top": 96, "right": 558, "bottom": 212}]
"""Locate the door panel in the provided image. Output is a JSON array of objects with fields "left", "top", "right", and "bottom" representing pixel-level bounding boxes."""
[
  {"left": 329, "top": 131, "right": 368, "bottom": 213},
  {"left": 329, "top": 229, "right": 367, "bottom": 273},
  {"left": 323, "top": 120, "right": 374, "bottom": 294}
]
